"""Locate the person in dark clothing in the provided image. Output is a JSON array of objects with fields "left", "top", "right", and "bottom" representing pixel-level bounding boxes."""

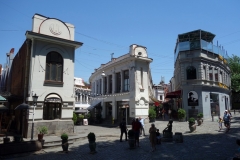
[
  {"left": 133, "top": 118, "right": 141, "bottom": 147},
  {"left": 120, "top": 118, "right": 128, "bottom": 142}
]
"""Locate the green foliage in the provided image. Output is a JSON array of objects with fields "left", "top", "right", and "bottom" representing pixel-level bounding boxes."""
[
  {"left": 85, "top": 113, "right": 91, "bottom": 119},
  {"left": 37, "top": 126, "right": 48, "bottom": 134},
  {"left": 78, "top": 114, "right": 84, "bottom": 119},
  {"left": 227, "top": 54, "right": 240, "bottom": 92},
  {"left": 61, "top": 133, "right": 68, "bottom": 140},
  {"left": 197, "top": 113, "right": 203, "bottom": 118},
  {"left": 73, "top": 112, "right": 77, "bottom": 124},
  {"left": 188, "top": 117, "right": 195, "bottom": 124},
  {"left": 128, "top": 129, "right": 135, "bottom": 137},
  {"left": 149, "top": 107, "right": 156, "bottom": 119},
  {"left": 87, "top": 132, "right": 96, "bottom": 141},
  {"left": 177, "top": 109, "right": 186, "bottom": 119}
]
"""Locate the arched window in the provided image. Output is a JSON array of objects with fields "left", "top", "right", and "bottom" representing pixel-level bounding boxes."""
[
  {"left": 186, "top": 66, "right": 196, "bottom": 80},
  {"left": 45, "top": 52, "right": 63, "bottom": 82}
]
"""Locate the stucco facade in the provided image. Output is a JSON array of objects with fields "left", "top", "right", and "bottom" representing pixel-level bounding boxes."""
[
  {"left": 1, "top": 14, "right": 83, "bottom": 138},
  {"left": 88, "top": 44, "right": 153, "bottom": 124},
  {"left": 172, "top": 30, "right": 231, "bottom": 120}
]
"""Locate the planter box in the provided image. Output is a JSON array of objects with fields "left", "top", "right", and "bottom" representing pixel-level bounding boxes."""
[{"left": 0, "top": 140, "right": 42, "bottom": 155}]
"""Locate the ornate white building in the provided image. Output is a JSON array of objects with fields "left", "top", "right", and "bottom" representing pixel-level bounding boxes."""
[
  {"left": 88, "top": 44, "right": 154, "bottom": 124},
  {"left": 167, "top": 30, "right": 231, "bottom": 119}
]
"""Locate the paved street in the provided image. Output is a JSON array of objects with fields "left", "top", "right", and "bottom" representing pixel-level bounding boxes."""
[{"left": 3, "top": 112, "right": 240, "bottom": 160}]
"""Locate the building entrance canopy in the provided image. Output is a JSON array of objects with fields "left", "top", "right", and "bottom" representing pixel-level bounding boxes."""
[
  {"left": 165, "top": 90, "right": 181, "bottom": 98},
  {"left": 45, "top": 94, "right": 61, "bottom": 103}
]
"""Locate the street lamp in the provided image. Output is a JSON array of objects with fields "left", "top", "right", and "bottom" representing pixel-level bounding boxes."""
[{"left": 31, "top": 93, "right": 38, "bottom": 140}]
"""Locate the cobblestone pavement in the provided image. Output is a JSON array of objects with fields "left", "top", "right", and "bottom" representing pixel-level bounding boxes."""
[{"left": 3, "top": 112, "right": 240, "bottom": 160}]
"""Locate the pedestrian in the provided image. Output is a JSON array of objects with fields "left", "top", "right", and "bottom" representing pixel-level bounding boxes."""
[
  {"left": 131, "top": 118, "right": 135, "bottom": 129},
  {"left": 162, "top": 108, "right": 165, "bottom": 121},
  {"left": 228, "top": 109, "right": 232, "bottom": 127},
  {"left": 168, "top": 108, "right": 172, "bottom": 119},
  {"left": 217, "top": 116, "right": 223, "bottom": 131},
  {"left": 133, "top": 118, "right": 141, "bottom": 147},
  {"left": 156, "top": 129, "right": 161, "bottom": 144},
  {"left": 139, "top": 117, "right": 145, "bottom": 136},
  {"left": 223, "top": 110, "right": 231, "bottom": 133},
  {"left": 119, "top": 118, "right": 128, "bottom": 142},
  {"left": 149, "top": 123, "right": 157, "bottom": 152}
]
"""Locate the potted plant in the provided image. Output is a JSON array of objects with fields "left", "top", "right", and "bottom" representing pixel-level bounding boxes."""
[
  {"left": 128, "top": 129, "right": 135, "bottom": 149},
  {"left": 3, "top": 133, "right": 10, "bottom": 144},
  {"left": 177, "top": 109, "right": 186, "bottom": 121},
  {"left": 87, "top": 132, "right": 96, "bottom": 154},
  {"left": 77, "top": 114, "right": 84, "bottom": 125},
  {"left": 37, "top": 126, "right": 48, "bottom": 142},
  {"left": 149, "top": 107, "right": 156, "bottom": 122},
  {"left": 188, "top": 117, "right": 196, "bottom": 132},
  {"left": 197, "top": 113, "right": 203, "bottom": 126},
  {"left": 61, "top": 133, "right": 69, "bottom": 152}
]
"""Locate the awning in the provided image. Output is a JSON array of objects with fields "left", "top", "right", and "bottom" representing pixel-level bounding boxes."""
[
  {"left": 149, "top": 96, "right": 160, "bottom": 103},
  {"left": 74, "top": 109, "right": 88, "bottom": 114},
  {"left": 165, "top": 90, "right": 181, "bottom": 98},
  {"left": 87, "top": 100, "right": 101, "bottom": 110},
  {"left": 0, "top": 95, "right": 6, "bottom": 101},
  {"left": 45, "top": 94, "right": 61, "bottom": 103}
]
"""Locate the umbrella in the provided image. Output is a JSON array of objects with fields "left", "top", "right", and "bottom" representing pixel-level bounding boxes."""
[{"left": 15, "top": 103, "right": 31, "bottom": 110}]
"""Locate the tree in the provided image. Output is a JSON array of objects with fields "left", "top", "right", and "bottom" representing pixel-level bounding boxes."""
[{"left": 227, "top": 54, "right": 240, "bottom": 92}]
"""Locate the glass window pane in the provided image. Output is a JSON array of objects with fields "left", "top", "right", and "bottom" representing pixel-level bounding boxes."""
[
  {"left": 51, "top": 64, "right": 56, "bottom": 80},
  {"left": 57, "top": 65, "right": 62, "bottom": 81},
  {"left": 45, "top": 64, "right": 50, "bottom": 80}
]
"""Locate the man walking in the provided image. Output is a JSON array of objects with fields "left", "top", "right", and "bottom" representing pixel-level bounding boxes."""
[
  {"left": 119, "top": 118, "right": 128, "bottom": 142},
  {"left": 223, "top": 110, "right": 231, "bottom": 133},
  {"left": 139, "top": 117, "right": 145, "bottom": 136}
]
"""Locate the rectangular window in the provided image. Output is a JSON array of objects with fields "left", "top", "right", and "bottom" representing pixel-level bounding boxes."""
[
  {"left": 96, "top": 80, "right": 99, "bottom": 94},
  {"left": 209, "top": 67, "right": 213, "bottom": 81},
  {"left": 116, "top": 72, "right": 121, "bottom": 93},
  {"left": 100, "top": 79, "right": 102, "bottom": 94},
  {"left": 160, "top": 95, "right": 163, "bottom": 100},
  {"left": 123, "top": 70, "right": 129, "bottom": 92},
  {"left": 104, "top": 77, "right": 107, "bottom": 94},
  {"left": 141, "top": 68, "right": 143, "bottom": 88},
  {"left": 214, "top": 68, "right": 218, "bottom": 82},
  {"left": 109, "top": 75, "right": 112, "bottom": 94},
  {"left": 203, "top": 66, "right": 206, "bottom": 80}
]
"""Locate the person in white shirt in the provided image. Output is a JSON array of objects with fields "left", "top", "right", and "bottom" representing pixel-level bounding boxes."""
[{"left": 139, "top": 117, "right": 145, "bottom": 136}]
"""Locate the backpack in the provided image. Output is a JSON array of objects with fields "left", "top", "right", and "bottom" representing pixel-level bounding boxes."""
[{"left": 223, "top": 114, "right": 230, "bottom": 121}]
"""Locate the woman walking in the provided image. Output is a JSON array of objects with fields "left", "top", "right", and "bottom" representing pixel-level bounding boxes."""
[{"left": 149, "top": 123, "right": 157, "bottom": 152}]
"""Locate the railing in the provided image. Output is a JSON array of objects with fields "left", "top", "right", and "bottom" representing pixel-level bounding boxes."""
[{"left": 174, "top": 40, "right": 228, "bottom": 63}]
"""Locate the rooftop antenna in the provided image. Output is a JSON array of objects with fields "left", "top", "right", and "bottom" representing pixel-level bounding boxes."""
[{"left": 111, "top": 53, "right": 114, "bottom": 60}]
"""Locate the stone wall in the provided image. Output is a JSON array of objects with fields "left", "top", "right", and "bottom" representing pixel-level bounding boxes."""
[{"left": 26, "top": 120, "right": 74, "bottom": 138}]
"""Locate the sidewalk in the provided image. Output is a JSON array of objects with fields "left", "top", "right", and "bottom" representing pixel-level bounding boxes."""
[{"left": 2, "top": 112, "right": 240, "bottom": 160}]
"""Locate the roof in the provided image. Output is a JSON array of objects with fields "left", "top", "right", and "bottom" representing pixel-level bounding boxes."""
[{"left": 178, "top": 29, "right": 215, "bottom": 42}]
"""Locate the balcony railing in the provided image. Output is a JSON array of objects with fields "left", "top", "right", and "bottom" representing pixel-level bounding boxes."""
[{"left": 174, "top": 40, "right": 227, "bottom": 63}]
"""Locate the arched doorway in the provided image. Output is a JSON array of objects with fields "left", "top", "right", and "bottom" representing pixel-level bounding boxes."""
[{"left": 43, "top": 94, "right": 62, "bottom": 120}]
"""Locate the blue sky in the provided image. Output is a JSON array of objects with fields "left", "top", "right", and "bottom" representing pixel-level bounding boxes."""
[{"left": 0, "top": 0, "right": 240, "bottom": 84}]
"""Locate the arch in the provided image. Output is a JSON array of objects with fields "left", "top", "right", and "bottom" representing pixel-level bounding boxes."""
[
  {"left": 43, "top": 93, "right": 62, "bottom": 120},
  {"left": 45, "top": 51, "right": 63, "bottom": 82},
  {"left": 186, "top": 66, "right": 196, "bottom": 80}
]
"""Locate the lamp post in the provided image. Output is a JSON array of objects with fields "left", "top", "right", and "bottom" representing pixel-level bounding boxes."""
[{"left": 31, "top": 93, "right": 38, "bottom": 140}]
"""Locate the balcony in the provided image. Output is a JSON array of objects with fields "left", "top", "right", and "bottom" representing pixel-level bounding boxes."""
[{"left": 174, "top": 40, "right": 227, "bottom": 63}]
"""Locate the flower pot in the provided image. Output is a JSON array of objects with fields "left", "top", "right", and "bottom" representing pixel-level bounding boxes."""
[
  {"left": 38, "top": 134, "right": 44, "bottom": 141},
  {"left": 197, "top": 119, "right": 203, "bottom": 126},
  {"left": 189, "top": 124, "right": 196, "bottom": 132},
  {"left": 128, "top": 137, "right": 135, "bottom": 149},
  {"left": 89, "top": 140, "right": 96, "bottom": 153},
  {"left": 62, "top": 139, "right": 69, "bottom": 151},
  {"left": 14, "top": 135, "right": 22, "bottom": 142},
  {"left": 149, "top": 118, "right": 155, "bottom": 122},
  {"left": 3, "top": 137, "right": 10, "bottom": 144}
]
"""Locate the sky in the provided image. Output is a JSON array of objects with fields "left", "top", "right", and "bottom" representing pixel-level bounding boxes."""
[{"left": 0, "top": 0, "right": 240, "bottom": 85}]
